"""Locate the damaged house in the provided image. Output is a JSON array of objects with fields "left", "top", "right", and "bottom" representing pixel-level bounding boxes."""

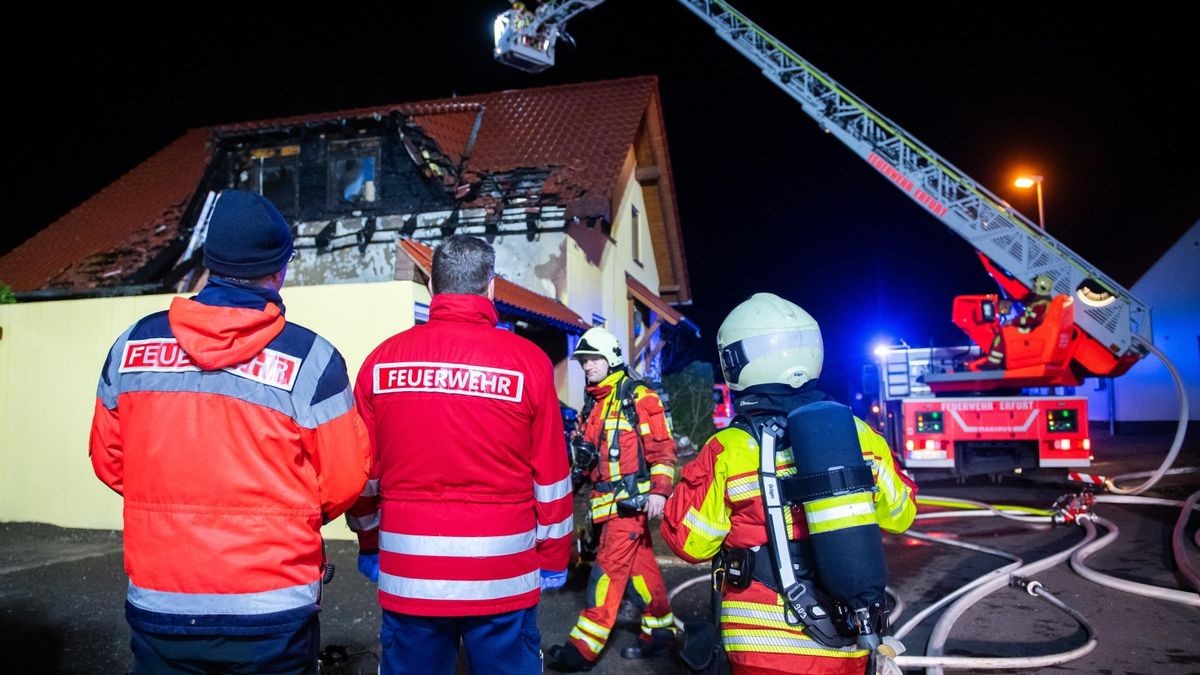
[{"left": 0, "top": 76, "right": 694, "bottom": 406}]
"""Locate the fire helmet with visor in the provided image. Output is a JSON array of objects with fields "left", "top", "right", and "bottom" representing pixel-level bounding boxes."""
[{"left": 717, "top": 293, "right": 824, "bottom": 391}]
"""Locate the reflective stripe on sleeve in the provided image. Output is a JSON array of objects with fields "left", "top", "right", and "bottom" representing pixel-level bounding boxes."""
[
  {"left": 535, "top": 475, "right": 572, "bottom": 502},
  {"left": 536, "top": 514, "right": 573, "bottom": 541},
  {"left": 726, "top": 476, "right": 759, "bottom": 502},
  {"left": 684, "top": 508, "right": 730, "bottom": 538},
  {"left": 380, "top": 530, "right": 534, "bottom": 557},
  {"left": 378, "top": 570, "right": 538, "bottom": 601},
  {"left": 360, "top": 479, "right": 380, "bottom": 497}
]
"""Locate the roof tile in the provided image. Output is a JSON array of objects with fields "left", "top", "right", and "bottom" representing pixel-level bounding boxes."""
[{"left": 0, "top": 130, "right": 210, "bottom": 291}]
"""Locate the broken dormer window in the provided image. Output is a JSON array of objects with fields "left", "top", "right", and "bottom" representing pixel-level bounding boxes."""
[
  {"left": 328, "top": 139, "right": 381, "bottom": 211},
  {"left": 235, "top": 145, "right": 300, "bottom": 216}
]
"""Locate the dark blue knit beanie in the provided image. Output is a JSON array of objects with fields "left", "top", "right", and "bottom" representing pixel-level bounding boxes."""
[{"left": 203, "top": 190, "right": 294, "bottom": 278}]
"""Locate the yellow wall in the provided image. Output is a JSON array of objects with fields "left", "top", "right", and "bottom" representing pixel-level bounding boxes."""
[
  {"left": 561, "top": 161, "right": 663, "bottom": 408},
  {"left": 0, "top": 281, "right": 420, "bottom": 539}
]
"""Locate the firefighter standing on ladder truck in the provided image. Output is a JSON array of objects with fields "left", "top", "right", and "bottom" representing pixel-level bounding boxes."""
[
  {"left": 549, "top": 327, "right": 679, "bottom": 671},
  {"left": 979, "top": 274, "right": 1056, "bottom": 370},
  {"left": 661, "top": 293, "right": 917, "bottom": 675}
]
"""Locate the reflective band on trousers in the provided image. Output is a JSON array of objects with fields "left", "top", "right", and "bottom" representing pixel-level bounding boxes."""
[
  {"left": 535, "top": 476, "right": 573, "bottom": 502},
  {"left": 575, "top": 615, "right": 611, "bottom": 638},
  {"left": 537, "top": 514, "right": 574, "bottom": 540},
  {"left": 128, "top": 580, "right": 319, "bottom": 615},
  {"left": 570, "top": 626, "right": 605, "bottom": 654},
  {"left": 642, "top": 613, "right": 675, "bottom": 629},
  {"left": 381, "top": 530, "right": 534, "bottom": 557},
  {"left": 378, "top": 570, "right": 539, "bottom": 601}
]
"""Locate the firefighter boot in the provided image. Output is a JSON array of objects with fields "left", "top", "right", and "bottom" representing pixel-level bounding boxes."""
[
  {"left": 548, "top": 643, "right": 595, "bottom": 672},
  {"left": 620, "top": 628, "right": 677, "bottom": 660}
]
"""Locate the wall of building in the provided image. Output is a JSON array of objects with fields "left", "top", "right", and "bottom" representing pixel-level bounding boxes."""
[
  {"left": 0, "top": 281, "right": 422, "bottom": 538},
  {"left": 561, "top": 164, "right": 662, "bottom": 409},
  {"left": 287, "top": 206, "right": 571, "bottom": 292},
  {"left": 1078, "top": 221, "right": 1200, "bottom": 423}
]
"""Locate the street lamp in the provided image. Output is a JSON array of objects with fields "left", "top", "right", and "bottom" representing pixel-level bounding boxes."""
[{"left": 1014, "top": 175, "right": 1045, "bottom": 230}]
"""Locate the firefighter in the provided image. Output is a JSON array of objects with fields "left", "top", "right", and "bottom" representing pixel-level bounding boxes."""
[
  {"left": 346, "top": 235, "right": 573, "bottom": 674},
  {"left": 661, "top": 293, "right": 917, "bottom": 675},
  {"left": 982, "top": 274, "right": 1055, "bottom": 369},
  {"left": 548, "top": 327, "right": 679, "bottom": 671},
  {"left": 89, "top": 190, "right": 371, "bottom": 673}
]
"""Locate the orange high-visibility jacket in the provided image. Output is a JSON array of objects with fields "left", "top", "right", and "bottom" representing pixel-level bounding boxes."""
[{"left": 90, "top": 281, "right": 371, "bottom": 634}]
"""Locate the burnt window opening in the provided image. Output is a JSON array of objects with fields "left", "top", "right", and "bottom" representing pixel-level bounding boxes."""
[
  {"left": 328, "top": 139, "right": 382, "bottom": 211},
  {"left": 235, "top": 145, "right": 301, "bottom": 217}
]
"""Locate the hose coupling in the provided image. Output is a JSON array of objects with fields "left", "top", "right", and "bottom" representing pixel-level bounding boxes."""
[{"left": 1009, "top": 575, "right": 1043, "bottom": 597}]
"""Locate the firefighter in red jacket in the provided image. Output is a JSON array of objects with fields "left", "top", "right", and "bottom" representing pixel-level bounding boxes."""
[
  {"left": 661, "top": 293, "right": 917, "bottom": 675},
  {"left": 89, "top": 190, "right": 372, "bottom": 673},
  {"left": 347, "top": 235, "right": 572, "bottom": 674},
  {"left": 548, "top": 327, "right": 679, "bottom": 671}
]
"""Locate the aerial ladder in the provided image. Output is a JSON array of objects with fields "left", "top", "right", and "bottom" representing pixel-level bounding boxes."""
[{"left": 495, "top": 0, "right": 1156, "bottom": 475}]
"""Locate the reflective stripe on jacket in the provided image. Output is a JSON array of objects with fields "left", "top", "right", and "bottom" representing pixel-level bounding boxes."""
[{"left": 349, "top": 294, "right": 572, "bottom": 617}]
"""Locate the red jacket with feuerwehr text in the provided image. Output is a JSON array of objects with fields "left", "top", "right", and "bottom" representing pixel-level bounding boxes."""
[{"left": 346, "top": 293, "right": 572, "bottom": 617}]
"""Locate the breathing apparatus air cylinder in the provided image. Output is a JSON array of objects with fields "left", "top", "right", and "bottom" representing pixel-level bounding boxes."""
[{"left": 786, "top": 400, "right": 887, "bottom": 643}]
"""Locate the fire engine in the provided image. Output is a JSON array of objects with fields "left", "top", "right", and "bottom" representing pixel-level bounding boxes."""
[{"left": 494, "top": 0, "right": 1153, "bottom": 478}]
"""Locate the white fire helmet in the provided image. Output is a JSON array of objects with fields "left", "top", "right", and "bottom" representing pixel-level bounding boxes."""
[
  {"left": 573, "top": 327, "right": 624, "bottom": 368},
  {"left": 717, "top": 293, "right": 824, "bottom": 391}
]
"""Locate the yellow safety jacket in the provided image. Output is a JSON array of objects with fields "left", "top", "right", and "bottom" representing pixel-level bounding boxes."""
[{"left": 660, "top": 416, "right": 917, "bottom": 672}]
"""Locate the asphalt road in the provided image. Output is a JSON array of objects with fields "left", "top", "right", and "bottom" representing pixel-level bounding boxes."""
[{"left": 1, "top": 428, "right": 1196, "bottom": 674}]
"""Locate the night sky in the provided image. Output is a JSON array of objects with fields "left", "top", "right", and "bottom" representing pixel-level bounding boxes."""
[{"left": 11, "top": 3, "right": 1198, "bottom": 398}]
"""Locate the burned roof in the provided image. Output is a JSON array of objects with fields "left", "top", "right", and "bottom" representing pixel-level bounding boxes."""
[{"left": 0, "top": 77, "right": 688, "bottom": 303}]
